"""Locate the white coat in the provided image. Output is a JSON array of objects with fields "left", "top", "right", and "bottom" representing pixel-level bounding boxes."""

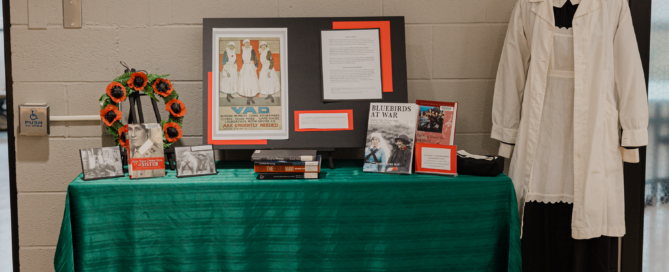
[{"left": 491, "top": 0, "right": 648, "bottom": 239}]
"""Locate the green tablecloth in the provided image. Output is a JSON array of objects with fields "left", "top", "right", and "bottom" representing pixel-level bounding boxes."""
[{"left": 55, "top": 160, "right": 521, "bottom": 272}]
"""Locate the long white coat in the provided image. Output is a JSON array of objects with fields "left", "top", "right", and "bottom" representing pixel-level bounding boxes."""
[{"left": 492, "top": 0, "right": 648, "bottom": 239}]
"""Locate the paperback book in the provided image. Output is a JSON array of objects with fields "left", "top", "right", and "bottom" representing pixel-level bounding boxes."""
[
  {"left": 127, "top": 123, "right": 166, "bottom": 179},
  {"left": 363, "top": 103, "right": 418, "bottom": 174},
  {"left": 255, "top": 156, "right": 322, "bottom": 166},
  {"left": 254, "top": 156, "right": 321, "bottom": 173},
  {"left": 257, "top": 173, "right": 319, "bottom": 180},
  {"left": 415, "top": 100, "right": 458, "bottom": 145},
  {"left": 252, "top": 149, "right": 317, "bottom": 161}
]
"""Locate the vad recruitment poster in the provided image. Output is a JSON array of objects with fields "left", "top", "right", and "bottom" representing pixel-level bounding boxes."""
[{"left": 210, "top": 28, "right": 289, "bottom": 140}]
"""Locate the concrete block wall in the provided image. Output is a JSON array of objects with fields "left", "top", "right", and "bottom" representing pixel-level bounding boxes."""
[{"left": 10, "top": 0, "right": 516, "bottom": 270}]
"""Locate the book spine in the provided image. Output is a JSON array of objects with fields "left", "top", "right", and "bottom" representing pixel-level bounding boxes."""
[
  {"left": 254, "top": 165, "right": 320, "bottom": 173},
  {"left": 253, "top": 156, "right": 314, "bottom": 161},
  {"left": 257, "top": 173, "right": 319, "bottom": 179},
  {"left": 255, "top": 161, "right": 307, "bottom": 166}
]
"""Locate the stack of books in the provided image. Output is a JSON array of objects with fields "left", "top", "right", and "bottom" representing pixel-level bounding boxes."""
[{"left": 252, "top": 150, "right": 321, "bottom": 180}]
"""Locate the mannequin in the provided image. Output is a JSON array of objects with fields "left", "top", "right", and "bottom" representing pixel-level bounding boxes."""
[{"left": 492, "top": 0, "right": 648, "bottom": 271}]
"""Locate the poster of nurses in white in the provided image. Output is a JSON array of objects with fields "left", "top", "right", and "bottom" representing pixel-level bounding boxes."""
[{"left": 211, "top": 28, "right": 289, "bottom": 140}]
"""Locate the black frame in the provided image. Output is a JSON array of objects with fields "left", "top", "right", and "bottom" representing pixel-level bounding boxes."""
[
  {"left": 319, "top": 28, "right": 384, "bottom": 102},
  {"left": 3, "top": 0, "right": 18, "bottom": 270},
  {"left": 175, "top": 145, "right": 218, "bottom": 178},
  {"left": 622, "top": 0, "right": 651, "bottom": 271},
  {"left": 79, "top": 146, "right": 125, "bottom": 181},
  {"left": 202, "top": 17, "right": 409, "bottom": 151}
]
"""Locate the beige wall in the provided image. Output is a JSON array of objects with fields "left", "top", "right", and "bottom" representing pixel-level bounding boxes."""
[{"left": 10, "top": 0, "right": 515, "bottom": 270}]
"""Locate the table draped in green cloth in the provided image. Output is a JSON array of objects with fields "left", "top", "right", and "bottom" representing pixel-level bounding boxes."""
[{"left": 54, "top": 160, "right": 521, "bottom": 272}]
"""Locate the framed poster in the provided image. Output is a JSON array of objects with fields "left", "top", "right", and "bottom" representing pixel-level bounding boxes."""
[{"left": 210, "top": 28, "right": 289, "bottom": 140}]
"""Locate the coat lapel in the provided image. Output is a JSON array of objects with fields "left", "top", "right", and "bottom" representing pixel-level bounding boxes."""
[
  {"left": 531, "top": 0, "right": 601, "bottom": 23},
  {"left": 574, "top": 0, "right": 602, "bottom": 18},
  {"left": 530, "top": 0, "right": 554, "bottom": 26}
]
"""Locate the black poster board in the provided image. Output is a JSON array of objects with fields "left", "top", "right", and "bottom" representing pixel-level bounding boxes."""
[{"left": 202, "top": 17, "right": 408, "bottom": 150}]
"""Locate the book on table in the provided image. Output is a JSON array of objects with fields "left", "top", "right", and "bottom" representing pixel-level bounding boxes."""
[
  {"left": 256, "top": 172, "right": 319, "bottom": 180},
  {"left": 127, "top": 123, "right": 166, "bottom": 179},
  {"left": 363, "top": 103, "right": 418, "bottom": 174},
  {"left": 415, "top": 100, "right": 458, "bottom": 145},
  {"left": 252, "top": 149, "right": 317, "bottom": 161},
  {"left": 254, "top": 156, "right": 321, "bottom": 173}
]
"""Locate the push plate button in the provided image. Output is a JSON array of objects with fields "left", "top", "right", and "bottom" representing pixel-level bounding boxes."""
[{"left": 19, "top": 103, "right": 50, "bottom": 136}]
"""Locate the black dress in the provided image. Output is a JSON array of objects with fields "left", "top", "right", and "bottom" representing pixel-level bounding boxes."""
[{"left": 520, "top": 2, "right": 618, "bottom": 272}]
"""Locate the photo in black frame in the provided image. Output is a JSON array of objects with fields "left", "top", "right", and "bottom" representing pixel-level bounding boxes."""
[
  {"left": 175, "top": 145, "right": 218, "bottom": 178},
  {"left": 79, "top": 146, "right": 125, "bottom": 181}
]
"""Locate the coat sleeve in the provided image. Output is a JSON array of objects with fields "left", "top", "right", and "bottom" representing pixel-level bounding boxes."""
[
  {"left": 267, "top": 50, "right": 274, "bottom": 70},
  {"left": 491, "top": 0, "right": 530, "bottom": 145},
  {"left": 614, "top": 1, "right": 648, "bottom": 148},
  {"left": 251, "top": 50, "right": 258, "bottom": 68}
]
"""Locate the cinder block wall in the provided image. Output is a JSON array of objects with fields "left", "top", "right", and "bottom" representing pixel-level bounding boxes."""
[{"left": 10, "top": 0, "right": 515, "bottom": 270}]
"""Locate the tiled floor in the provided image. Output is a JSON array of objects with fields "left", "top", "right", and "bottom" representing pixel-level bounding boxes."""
[{"left": 0, "top": 131, "right": 12, "bottom": 271}]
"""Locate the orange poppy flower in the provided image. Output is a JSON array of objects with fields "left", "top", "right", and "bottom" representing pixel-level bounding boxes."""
[
  {"left": 163, "top": 122, "right": 183, "bottom": 143},
  {"left": 127, "top": 72, "right": 148, "bottom": 91},
  {"left": 118, "top": 125, "right": 128, "bottom": 148},
  {"left": 105, "top": 82, "right": 127, "bottom": 103},
  {"left": 165, "top": 99, "right": 187, "bottom": 118},
  {"left": 152, "top": 78, "right": 174, "bottom": 97},
  {"left": 100, "top": 105, "right": 122, "bottom": 127}
]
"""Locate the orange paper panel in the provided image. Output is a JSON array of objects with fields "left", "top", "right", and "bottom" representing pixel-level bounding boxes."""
[
  {"left": 207, "top": 71, "right": 268, "bottom": 145},
  {"left": 333, "top": 21, "right": 393, "bottom": 93}
]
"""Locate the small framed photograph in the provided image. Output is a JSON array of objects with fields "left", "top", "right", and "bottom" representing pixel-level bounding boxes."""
[
  {"left": 175, "top": 145, "right": 217, "bottom": 178},
  {"left": 79, "top": 146, "right": 125, "bottom": 180}
]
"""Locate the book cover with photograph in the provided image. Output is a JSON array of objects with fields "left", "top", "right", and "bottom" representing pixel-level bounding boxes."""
[
  {"left": 415, "top": 100, "right": 458, "bottom": 145},
  {"left": 127, "top": 123, "right": 166, "bottom": 179},
  {"left": 364, "top": 103, "right": 418, "bottom": 174},
  {"left": 176, "top": 145, "right": 217, "bottom": 177},
  {"left": 79, "top": 146, "right": 124, "bottom": 180}
]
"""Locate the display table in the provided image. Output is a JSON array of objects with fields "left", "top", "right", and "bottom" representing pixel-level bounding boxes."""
[{"left": 54, "top": 160, "right": 521, "bottom": 272}]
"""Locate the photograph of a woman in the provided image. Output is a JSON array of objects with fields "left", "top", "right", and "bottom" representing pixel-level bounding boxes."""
[{"left": 363, "top": 132, "right": 390, "bottom": 172}]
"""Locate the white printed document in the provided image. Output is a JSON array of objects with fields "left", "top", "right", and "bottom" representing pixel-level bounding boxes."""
[
  {"left": 421, "top": 147, "right": 451, "bottom": 171},
  {"left": 298, "top": 113, "right": 350, "bottom": 129},
  {"left": 321, "top": 29, "right": 383, "bottom": 101}
]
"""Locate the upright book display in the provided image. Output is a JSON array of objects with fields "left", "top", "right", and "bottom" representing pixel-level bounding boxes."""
[
  {"left": 363, "top": 103, "right": 418, "bottom": 174},
  {"left": 415, "top": 100, "right": 458, "bottom": 145},
  {"left": 127, "top": 124, "right": 166, "bottom": 179}
]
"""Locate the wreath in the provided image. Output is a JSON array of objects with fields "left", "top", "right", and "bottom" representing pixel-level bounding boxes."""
[{"left": 99, "top": 64, "right": 187, "bottom": 150}]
